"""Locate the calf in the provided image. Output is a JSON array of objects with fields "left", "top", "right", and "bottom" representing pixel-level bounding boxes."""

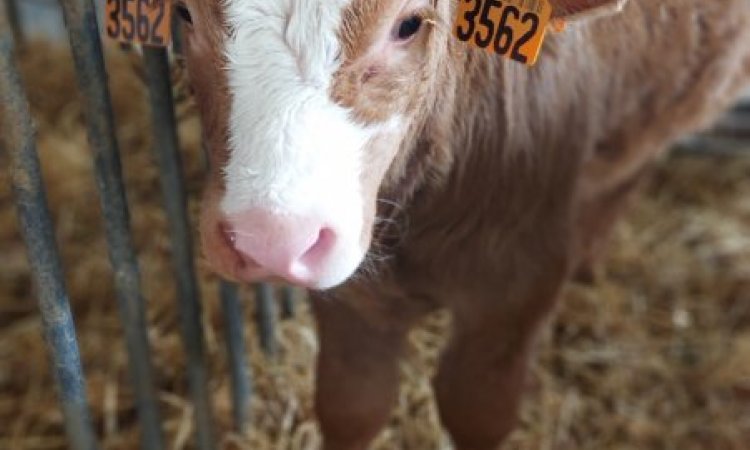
[{"left": 177, "top": 0, "right": 750, "bottom": 448}]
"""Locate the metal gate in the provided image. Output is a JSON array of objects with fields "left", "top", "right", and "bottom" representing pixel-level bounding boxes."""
[{"left": 0, "top": 1, "right": 292, "bottom": 449}]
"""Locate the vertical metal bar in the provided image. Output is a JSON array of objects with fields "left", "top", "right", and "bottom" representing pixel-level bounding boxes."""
[
  {"left": 255, "top": 284, "right": 277, "bottom": 357},
  {"left": 280, "top": 286, "right": 296, "bottom": 320},
  {"left": 0, "top": 9, "right": 97, "bottom": 450},
  {"left": 170, "top": 11, "right": 183, "bottom": 56},
  {"left": 56, "top": 1, "right": 165, "bottom": 449},
  {"left": 3, "top": 0, "right": 20, "bottom": 42},
  {"left": 141, "top": 46, "right": 215, "bottom": 450},
  {"left": 220, "top": 282, "right": 252, "bottom": 433}
]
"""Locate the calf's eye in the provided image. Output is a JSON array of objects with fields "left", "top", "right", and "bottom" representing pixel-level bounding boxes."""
[
  {"left": 396, "top": 15, "right": 423, "bottom": 41},
  {"left": 176, "top": 2, "right": 193, "bottom": 25}
]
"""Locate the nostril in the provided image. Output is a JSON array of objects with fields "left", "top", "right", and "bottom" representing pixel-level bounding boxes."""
[
  {"left": 219, "top": 222, "right": 260, "bottom": 269},
  {"left": 220, "top": 222, "right": 238, "bottom": 247},
  {"left": 299, "top": 227, "right": 336, "bottom": 269}
]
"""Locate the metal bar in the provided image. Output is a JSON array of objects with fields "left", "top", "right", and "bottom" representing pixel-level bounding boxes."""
[
  {"left": 56, "top": 1, "right": 165, "bottom": 449},
  {"left": 170, "top": 10, "right": 183, "bottom": 56},
  {"left": 220, "top": 282, "right": 252, "bottom": 433},
  {"left": 255, "top": 283, "right": 278, "bottom": 357},
  {"left": 280, "top": 286, "right": 296, "bottom": 320},
  {"left": 141, "top": 46, "right": 215, "bottom": 450},
  {"left": 711, "top": 109, "right": 750, "bottom": 138},
  {"left": 673, "top": 135, "right": 750, "bottom": 157},
  {"left": 0, "top": 8, "right": 97, "bottom": 450},
  {"left": 3, "top": 0, "right": 20, "bottom": 42}
]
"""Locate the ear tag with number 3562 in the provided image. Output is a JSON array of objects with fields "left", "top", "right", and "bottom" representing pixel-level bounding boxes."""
[
  {"left": 454, "top": 0, "right": 553, "bottom": 66},
  {"left": 105, "top": 0, "right": 173, "bottom": 47}
]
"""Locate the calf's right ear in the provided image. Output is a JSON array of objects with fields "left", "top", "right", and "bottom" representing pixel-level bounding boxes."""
[{"left": 550, "top": 0, "right": 629, "bottom": 21}]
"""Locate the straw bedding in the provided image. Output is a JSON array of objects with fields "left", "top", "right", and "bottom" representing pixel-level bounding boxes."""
[{"left": 1, "top": 41, "right": 749, "bottom": 450}]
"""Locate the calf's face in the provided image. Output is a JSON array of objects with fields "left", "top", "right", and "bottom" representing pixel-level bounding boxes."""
[
  {"left": 180, "top": 0, "right": 628, "bottom": 290},
  {"left": 180, "top": 0, "right": 449, "bottom": 289}
]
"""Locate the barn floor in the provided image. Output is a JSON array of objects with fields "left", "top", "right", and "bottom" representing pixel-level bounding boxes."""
[{"left": 1, "top": 42, "right": 749, "bottom": 450}]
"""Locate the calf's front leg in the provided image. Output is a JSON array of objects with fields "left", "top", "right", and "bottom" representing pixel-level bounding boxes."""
[
  {"left": 312, "top": 291, "right": 425, "bottom": 450},
  {"left": 434, "top": 261, "right": 568, "bottom": 450}
]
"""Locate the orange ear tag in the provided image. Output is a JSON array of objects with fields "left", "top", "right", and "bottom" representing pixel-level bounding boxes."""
[
  {"left": 454, "top": 0, "right": 553, "bottom": 66},
  {"left": 105, "top": 0, "right": 173, "bottom": 47}
]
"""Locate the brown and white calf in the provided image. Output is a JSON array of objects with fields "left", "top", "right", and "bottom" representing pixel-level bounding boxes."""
[{"left": 178, "top": 0, "right": 750, "bottom": 448}]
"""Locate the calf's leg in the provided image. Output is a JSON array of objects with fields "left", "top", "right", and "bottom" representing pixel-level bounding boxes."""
[
  {"left": 312, "top": 291, "right": 426, "bottom": 450},
  {"left": 434, "top": 264, "right": 568, "bottom": 449}
]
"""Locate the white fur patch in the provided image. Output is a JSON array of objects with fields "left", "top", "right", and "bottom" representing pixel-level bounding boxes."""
[{"left": 221, "top": 0, "right": 392, "bottom": 288}]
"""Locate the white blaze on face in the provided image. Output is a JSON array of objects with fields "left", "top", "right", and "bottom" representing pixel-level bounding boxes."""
[
  {"left": 221, "top": 0, "right": 381, "bottom": 287},
  {"left": 222, "top": 0, "right": 365, "bottom": 213}
]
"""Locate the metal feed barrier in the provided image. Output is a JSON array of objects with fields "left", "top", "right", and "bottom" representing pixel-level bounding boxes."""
[
  {"left": 0, "top": 1, "right": 294, "bottom": 449},
  {"left": 1, "top": 0, "right": 749, "bottom": 449}
]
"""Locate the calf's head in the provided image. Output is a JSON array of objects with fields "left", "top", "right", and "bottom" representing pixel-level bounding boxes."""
[
  {"left": 179, "top": 0, "right": 628, "bottom": 290},
  {"left": 181, "top": 0, "right": 451, "bottom": 289}
]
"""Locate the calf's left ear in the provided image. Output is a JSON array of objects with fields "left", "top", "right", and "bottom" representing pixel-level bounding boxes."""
[{"left": 550, "top": 0, "right": 629, "bottom": 20}]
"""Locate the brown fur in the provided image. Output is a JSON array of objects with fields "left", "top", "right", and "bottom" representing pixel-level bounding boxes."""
[
  {"left": 181, "top": 0, "right": 750, "bottom": 448},
  {"left": 179, "top": 1, "right": 240, "bottom": 281}
]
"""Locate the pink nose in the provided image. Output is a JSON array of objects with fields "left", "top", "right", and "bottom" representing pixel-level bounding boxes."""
[{"left": 225, "top": 209, "right": 337, "bottom": 285}]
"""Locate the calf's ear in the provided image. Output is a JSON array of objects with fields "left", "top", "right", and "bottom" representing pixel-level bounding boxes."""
[{"left": 550, "top": 0, "right": 629, "bottom": 20}]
